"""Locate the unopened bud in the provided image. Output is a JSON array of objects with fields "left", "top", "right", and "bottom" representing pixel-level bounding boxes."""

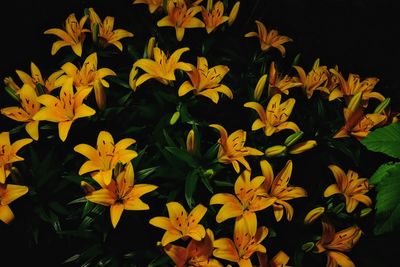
[
  {"left": 207, "top": 0, "right": 213, "bottom": 11},
  {"left": 228, "top": 2, "right": 240, "bottom": 26},
  {"left": 92, "top": 23, "right": 99, "bottom": 45},
  {"left": 146, "top": 37, "right": 156, "bottom": 59},
  {"left": 170, "top": 111, "right": 180, "bottom": 125},
  {"left": 348, "top": 92, "right": 363, "bottom": 114},
  {"left": 288, "top": 140, "right": 317, "bottom": 154},
  {"left": 374, "top": 97, "right": 390, "bottom": 114},
  {"left": 265, "top": 145, "right": 286, "bottom": 157},
  {"left": 360, "top": 208, "right": 372, "bottom": 218},
  {"left": 186, "top": 129, "right": 195, "bottom": 153},
  {"left": 284, "top": 131, "right": 304, "bottom": 146},
  {"left": 253, "top": 74, "right": 267, "bottom": 101},
  {"left": 81, "top": 181, "right": 95, "bottom": 194},
  {"left": 129, "top": 66, "right": 138, "bottom": 91},
  {"left": 203, "top": 169, "right": 215, "bottom": 178},
  {"left": 304, "top": 207, "right": 325, "bottom": 224}
]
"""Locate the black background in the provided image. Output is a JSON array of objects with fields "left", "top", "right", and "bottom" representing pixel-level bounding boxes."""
[{"left": 1, "top": 0, "right": 399, "bottom": 266}]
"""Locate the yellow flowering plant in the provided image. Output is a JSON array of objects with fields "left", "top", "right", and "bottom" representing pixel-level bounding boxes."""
[{"left": 0, "top": 1, "right": 399, "bottom": 266}]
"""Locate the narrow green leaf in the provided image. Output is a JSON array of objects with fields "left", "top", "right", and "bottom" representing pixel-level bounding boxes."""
[
  {"left": 165, "top": 147, "right": 198, "bottom": 168},
  {"left": 361, "top": 123, "right": 400, "bottom": 159},
  {"left": 163, "top": 129, "right": 177, "bottom": 147},
  {"left": 185, "top": 171, "right": 199, "bottom": 208},
  {"left": 107, "top": 76, "right": 130, "bottom": 89},
  {"left": 201, "top": 176, "right": 213, "bottom": 193},
  {"left": 137, "top": 166, "right": 159, "bottom": 180}
]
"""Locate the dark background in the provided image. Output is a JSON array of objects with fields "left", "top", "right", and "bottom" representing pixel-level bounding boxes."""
[
  {"left": 1, "top": 0, "right": 399, "bottom": 266},
  {"left": 1, "top": 0, "right": 399, "bottom": 103}
]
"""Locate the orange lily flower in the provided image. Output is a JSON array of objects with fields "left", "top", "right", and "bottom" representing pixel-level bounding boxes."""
[
  {"left": 149, "top": 202, "right": 207, "bottom": 246},
  {"left": 210, "top": 170, "right": 275, "bottom": 230},
  {"left": 74, "top": 131, "right": 138, "bottom": 186},
  {"left": 0, "top": 132, "right": 32, "bottom": 184},
  {"left": 133, "top": 0, "right": 163, "bottom": 14},
  {"left": 84, "top": 162, "right": 157, "bottom": 228},
  {"left": 133, "top": 47, "right": 192, "bottom": 87},
  {"left": 209, "top": 124, "right": 263, "bottom": 173},
  {"left": 88, "top": 8, "right": 134, "bottom": 51},
  {"left": 1, "top": 84, "right": 41, "bottom": 140},
  {"left": 244, "top": 94, "right": 300, "bottom": 136},
  {"left": 0, "top": 183, "right": 29, "bottom": 224},
  {"left": 44, "top": 13, "right": 90, "bottom": 57},
  {"left": 178, "top": 56, "right": 233, "bottom": 103},
  {"left": 269, "top": 62, "right": 302, "bottom": 95},
  {"left": 259, "top": 160, "right": 307, "bottom": 222},
  {"left": 293, "top": 59, "right": 330, "bottom": 99},
  {"left": 157, "top": 0, "right": 205, "bottom": 41},
  {"left": 33, "top": 79, "right": 96, "bottom": 142},
  {"left": 55, "top": 52, "right": 116, "bottom": 110},
  {"left": 324, "top": 165, "right": 372, "bottom": 213},
  {"left": 245, "top": 20, "right": 292, "bottom": 56},
  {"left": 213, "top": 219, "right": 268, "bottom": 267},
  {"left": 329, "top": 69, "right": 384, "bottom": 104},
  {"left": 201, "top": 1, "right": 229, "bottom": 34},
  {"left": 315, "top": 220, "right": 362, "bottom": 267},
  {"left": 163, "top": 228, "right": 223, "bottom": 267},
  {"left": 13, "top": 62, "right": 64, "bottom": 93}
]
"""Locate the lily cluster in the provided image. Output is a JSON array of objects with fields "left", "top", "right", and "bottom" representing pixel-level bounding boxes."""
[{"left": 0, "top": 1, "right": 398, "bottom": 267}]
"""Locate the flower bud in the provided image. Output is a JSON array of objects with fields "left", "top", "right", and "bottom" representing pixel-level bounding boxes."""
[
  {"left": 265, "top": 145, "right": 286, "bottom": 157},
  {"left": 203, "top": 169, "right": 215, "bottom": 178},
  {"left": 347, "top": 91, "right": 363, "bottom": 114},
  {"left": 81, "top": 181, "right": 95, "bottom": 194},
  {"left": 92, "top": 23, "right": 99, "bottom": 45},
  {"left": 288, "top": 140, "right": 317, "bottom": 154},
  {"left": 169, "top": 111, "right": 180, "bottom": 125},
  {"left": 207, "top": 0, "right": 213, "bottom": 11},
  {"left": 146, "top": 37, "right": 156, "bottom": 59},
  {"left": 360, "top": 207, "right": 372, "bottom": 218},
  {"left": 284, "top": 131, "right": 304, "bottom": 146},
  {"left": 228, "top": 2, "right": 240, "bottom": 26},
  {"left": 374, "top": 97, "right": 390, "bottom": 114},
  {"left": 304, "top": 207, "right": 325, "bottom": 224},
  {"left": 253, "top": 74, "right": 267, "bottom": 101},
  {"left": 186, "top": 129, "right": 195, "bottom": 153}
]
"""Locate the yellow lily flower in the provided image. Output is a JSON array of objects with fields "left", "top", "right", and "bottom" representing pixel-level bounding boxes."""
[
  {"left": 324, "top": 165, "right": 372, "bottom": 213},
  {"left": 0, "top": 183, "right": 29, "bottom": 224},
  {"left": 257, "top": 250, "right": 290, "bottom": 267},
  {"left": 244, "top": 94, "right": 300, "bottom": 137},
  {"left": 44, "top": 13, "right": 90, "bottom": 57},
  {"left": 1, "top": 84, "right": 41, "bottom": 140},
  {"left": 304, "top": 207, "right": 325, "bottom": 225},
  {"left": 293, "top": 59, "right": 330, "bottom": 99},
  {"left": 56, "top": 52, "right": 116, "bottom": 110},
  {"left": 178, "top": 57, "right": 233, "bottom": 103},
  {"left": 0, "top": 132, "right": 32, "bottom": 184},
  {"left": 74, "top": 131, "right": 138, "bottom": 186},
  {"left": 315, "top": 220, "right": 362, "bottom": 267},
  {"left": 201, "top": 1, "right": 229, "bottom": 34},
  {"left": 259, "top": 160, "right": 307, "bottom": 222},
  {"left": 157, "top": 0, "right": 205, "bottom": 41},
  {"left": 244, "top": 20, "right": 292, "bottom": 56},
  {"left": 149, "top": 201, "right": 207, "bottom": 246},
  {"left": 210, "top": 170, "right": 275, "bottom": 229},
  {"left": 133, "top": 47, "right": 192, "bottom": 87},
  {"left": 85, "top": 162, "right": 157, "bottom": 228},
  {"left": 88, "top": 8, "right": 134, "bottom": 51},
  {"left": 209, "top": 124, "right": 263, "bottom": 173},
  {"left": 133, "top": 0, "right": 163, "bottom": 14},
  {"left": 163, "top": 228, "right": 223, "bottom": 267},
  {"left": 14, "top": 62, "right": 64, "bottom": 93},
  {"left": 213, "top": 219, "right": 268, "bottom": 267},
  {"left": 329, "top": 69, "right": 384, "bottom": 104},
  {"left": 269, "top": 62, "right": 302, "bottom": 95},
  {"left": 33, "top": 79, "right": 96, "bottom": 142}
]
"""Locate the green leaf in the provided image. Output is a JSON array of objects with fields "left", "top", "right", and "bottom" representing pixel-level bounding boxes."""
[
  {"left": 165, "top": 147, "right": 198, "bottom": 168},
  {"left": 369, "top": 162, "right": 400, "bottom": 184},
  {"left": 185, "top": 171, "right": 199, "bottom": 208},
  {"left": 163, "top": 129, "right": 177, "bottom": 147},
  {"left": 137, "top": 166, "right": 159, "bottom": 180},
  {"left": 107, "top": 75, "right": 130, "bottom": 89},
  {"left": 361, "top": 123, "right": 400, "bottom": 159},
  {"left": 201, "top": 176, "right": 213, "bottom": 193},
  {"left": 373, "top": 163, "right": 400, "bottom": 235}
]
